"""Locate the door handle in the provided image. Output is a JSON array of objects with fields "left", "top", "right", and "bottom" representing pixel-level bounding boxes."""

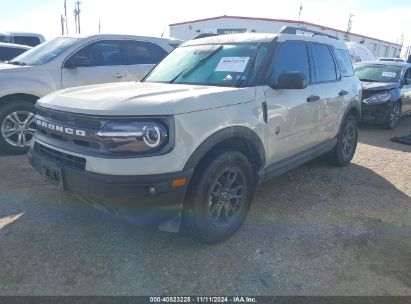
[
  {"left": 339, "top": 90, "right": 349, "bottom": 96},
  {"left": 113, "top": 73, "right": 126, "bottom": 79},
  {"left": 307, "top": 95, "right": 320, "bottom": 102}
]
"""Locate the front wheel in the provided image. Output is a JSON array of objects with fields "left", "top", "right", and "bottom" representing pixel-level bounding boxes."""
[
  {"left": 330, "top": 114, "right": 358, "bottom": 166},
  {"left": 384, "top": 102, "right": 401, "bottom": 129},
  {"left": 0, "top": 101, "right": 36, "bottom": 155},
  {"left": 184, "top": 151, "right": 254, "bottom": 243}
]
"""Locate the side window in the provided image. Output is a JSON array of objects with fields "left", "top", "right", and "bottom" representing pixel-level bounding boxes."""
[
  {"left": 126, "top": 41, "right": 167, "bottom": 65},
  {"left": 273, "top": 42, "right": 310, "bottom": 83},
  {"left": 334, "top": 49, "right": 354, "bottom": 77},
  {"left": 3, "top": 47, "right": 25, "bottom": 60},
  {"left": 405, "top": 68, "right": 411, "bottom": 83},
  {"left": 13, "top": 36, "right": 41, "bottom": 47},
  {"left": 70, "top": 40, "right": 123, "bottom": 67},
  {"left": 311, "top": 44, "right": 337, "bottom": 82}
]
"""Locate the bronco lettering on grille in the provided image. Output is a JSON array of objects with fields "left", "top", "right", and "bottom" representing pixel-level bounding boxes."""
[{"left": 36, "top": 119, "right": 86, "bottom": 137}]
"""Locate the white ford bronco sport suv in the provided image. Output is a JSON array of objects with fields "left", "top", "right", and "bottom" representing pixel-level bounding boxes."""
[
  {"left": 0, "top": 34, "right": 179, "bottom": 154},
  {"left": 29, "top": 27, "right": 361, "bottom": 243}
]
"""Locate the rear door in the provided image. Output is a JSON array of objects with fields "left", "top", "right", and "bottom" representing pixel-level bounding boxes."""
[
  {"left": 124, "top": 40, "right": 168, "bottom": 81},
  {"left": 61, "top": 40, "right": 129, "bottom": 89},
  {"left": 308, "top": 43, "right": 347, "bottom": 142},
  {"left": 264, "top": 41, "right": 321, "bottom": 164}
]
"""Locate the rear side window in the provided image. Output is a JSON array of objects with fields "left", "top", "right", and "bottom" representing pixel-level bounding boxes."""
[
  {"left": 335, "top": 49, "right": 354, "bottom": 77},
  {"left": 311, "top": 44, "right": 337, "bottom": 82},
  {"left": 71, "top": 40, "right": 123, "bottom": 67},
  {"left": 126, "top": 41, "right": 167, "bottom": 65},
  {"left": 272, "top": 42, "right": 310, "bottom": 83},
  {"left": 13, "top": 36, "right": 41, "bottom": 47},
  {"left": 0, "top": 47, "right": 26, "bottom": 61}
]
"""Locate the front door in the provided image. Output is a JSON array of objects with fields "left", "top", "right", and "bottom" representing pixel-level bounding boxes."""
[
  {"left": 264, "top": 41, "right": 321, "bottom": 164},
  {"left": 61, "top": 40, "right": 129, "bottom": 88}
]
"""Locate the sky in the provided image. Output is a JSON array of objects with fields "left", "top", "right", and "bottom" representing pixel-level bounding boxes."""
[{"left": 1, "top": 0, "right": 410, "bottom": 55}]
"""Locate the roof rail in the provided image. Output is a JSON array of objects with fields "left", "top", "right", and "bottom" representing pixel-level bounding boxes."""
[{"left": 279, "top": 26, "right": 339, "bottom": 40}]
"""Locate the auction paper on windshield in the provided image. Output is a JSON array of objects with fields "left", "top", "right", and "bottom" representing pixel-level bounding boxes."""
[{"left": 215, "top": 57, "right": 250, "bottom": 73}]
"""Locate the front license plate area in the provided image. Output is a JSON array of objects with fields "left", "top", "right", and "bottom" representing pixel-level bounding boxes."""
[{"left": 42, "top": 161, "right": 64, "bottom": 191}]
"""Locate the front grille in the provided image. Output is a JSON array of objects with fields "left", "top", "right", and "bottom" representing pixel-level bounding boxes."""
[
  {"left": 37, "top": 108, "right": 102, "bottom": 129},
  {"left": 35, "top": 143, "right": 86, "bottom": 170},
  {"left": 36, "top": 107, "right": 104, "bottom": 151}
]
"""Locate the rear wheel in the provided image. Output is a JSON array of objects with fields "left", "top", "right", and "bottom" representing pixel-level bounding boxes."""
[
  {"left": 184, "top": 151, "right": 254, "bottom": 243},
  {"left": 384, "top": 102, "right": 401, "bottom": 129},
  {"left": 330, "top": 114, "right": 358, "bottom": 166},
  {"left": 0, "top": 101, "right": 36, "bottom": 154}
]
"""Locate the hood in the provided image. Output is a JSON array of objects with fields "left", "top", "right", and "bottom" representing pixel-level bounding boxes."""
[
  {"left": 361, "top": 81, "right": 399, "bottom": 92},
  {"left": 37, "top": 82, "right": 256, "bottom": 116},
  {"left": 0, "top": 63, "right": 32, "bottom": 73}
]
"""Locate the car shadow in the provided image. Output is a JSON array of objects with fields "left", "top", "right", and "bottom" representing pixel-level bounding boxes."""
[{"left": 0, "top": 154, "right": 410, "bottom": 295}]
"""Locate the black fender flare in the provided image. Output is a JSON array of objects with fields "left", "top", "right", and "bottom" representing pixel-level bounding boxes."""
[
  {"left": 183, "top": 126, "right": 266, "bottom": 173},
  {"left": 338, "top": 101, "right": 361, "bottom": 136}
]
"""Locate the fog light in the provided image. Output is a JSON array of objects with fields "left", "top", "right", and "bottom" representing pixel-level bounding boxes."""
[{"left": 148, "top": 186, "right": 156, "bottom": 195}]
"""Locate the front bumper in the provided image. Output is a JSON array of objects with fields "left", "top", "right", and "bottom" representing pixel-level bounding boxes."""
[
  {"left": 28, "top": 142, "right": 193, "bottom": 223},
  {"left": 361, "top": 102, "right": 391, "bottom": 123}
]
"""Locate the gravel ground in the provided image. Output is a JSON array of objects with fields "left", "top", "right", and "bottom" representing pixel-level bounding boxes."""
[{"left": 0, "top": 118, "right": 410, "bottom": 296}]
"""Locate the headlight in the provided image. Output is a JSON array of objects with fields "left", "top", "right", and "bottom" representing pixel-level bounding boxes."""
[
  {"left": 97, "top": 120, "right": 170, "bottom": 155},
  {"left": 363, "top": 92, "right": 392, "bottom": 104}
]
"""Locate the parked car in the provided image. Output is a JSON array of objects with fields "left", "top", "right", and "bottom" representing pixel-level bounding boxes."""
[
  {"left": 29, "top": 27, "right": 361, "bottom": 243},
  {"left": 354, "top": 61, "right": 411, "bottom": 129},
  {"left": 377, "top": 57, "right": 405, "bottom": 63},
  {"left": 0, "top": 34, "right": 181, "bottom": 154},
  {"left": 0, "top": 31, "right": 45, "bottom": 47},
  {"left": 0, "top": 42, "right": 31, "bottom": 62}
]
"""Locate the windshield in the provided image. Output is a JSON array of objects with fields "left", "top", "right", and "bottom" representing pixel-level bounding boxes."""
[
  {"left": 144, "top": 43, "right": 269, "bottom": 87},
  {"left": 9, "top": 37, "right": 81, "bottom": 65},
  {"left": 355, "top": 64, "right": 403, "bottom": 83}
]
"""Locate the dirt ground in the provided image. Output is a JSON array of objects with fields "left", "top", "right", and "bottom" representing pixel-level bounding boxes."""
[{"left": 0, "top": 118, "right": 410, "bottom": 296}]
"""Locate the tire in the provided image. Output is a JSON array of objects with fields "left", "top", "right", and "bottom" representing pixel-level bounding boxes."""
[
  {"left": 330, "top": 114, "right": 358, "bottom": 167},
  {"left": 183, "top": 151, "right": 254, "bottom": 243},
  {"left": 0, "top": 101, "right": 36, "bottom": 155},
  {"left": 384, "top": 102, "right": 401, "bottom": 130}
]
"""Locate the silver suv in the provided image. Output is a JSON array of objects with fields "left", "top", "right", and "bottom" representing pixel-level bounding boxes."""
[{"left": 29, "top": 27, "right": 361, "bottom": 243}]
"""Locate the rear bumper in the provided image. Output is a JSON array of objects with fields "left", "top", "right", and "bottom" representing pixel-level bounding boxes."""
[
  {"left": 360, "top": 102, "right": 390, "bottom": 123},
  {"left": 28, "top": 143, "right": 193, "bottom": 222}
]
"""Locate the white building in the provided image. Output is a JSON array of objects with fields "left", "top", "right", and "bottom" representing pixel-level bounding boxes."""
[{"left": 169, "top": 15, "right": 402, "bottom": 58}]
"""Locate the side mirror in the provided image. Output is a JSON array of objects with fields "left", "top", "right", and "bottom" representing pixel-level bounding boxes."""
[
  {"left": 269, "top": 72, "right": 308, "bottom": 90},
  {"left": 64, "top": 56, "right": 90, "bottom": 69}
]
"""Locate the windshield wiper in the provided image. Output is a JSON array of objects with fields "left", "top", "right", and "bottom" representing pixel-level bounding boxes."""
[
  {"left": 169, "top": 46, "right": 223, "bottom": 84},
  {"left": 8, "top": 61, "right": 26, "bottom": 66}
]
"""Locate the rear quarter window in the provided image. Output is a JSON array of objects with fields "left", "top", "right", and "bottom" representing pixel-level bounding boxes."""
[{"left": 335, "top": 49, "right": 354, "bottom": 77}]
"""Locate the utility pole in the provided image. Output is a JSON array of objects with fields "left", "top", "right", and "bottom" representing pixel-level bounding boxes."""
[
  {"left": 98, "top": 19, "right": 101, "bottom": 34},
  {"left": 61, "top": 15, "right": 65, "bottom": 36},
  {"left": 74, "top": 6, "right": 78, "bottom": 34},
  {"left": 64, "top": 0, "right": 68, "bottom": 35},
  {"left": 76, "top": 1, "right": 81, "bottom": 34},
  {"left": 345, "top": 13, "right": 354, "bottom": 41},
  {"left": 298, "top": 3, "right": 303, "bottom": 28}
]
